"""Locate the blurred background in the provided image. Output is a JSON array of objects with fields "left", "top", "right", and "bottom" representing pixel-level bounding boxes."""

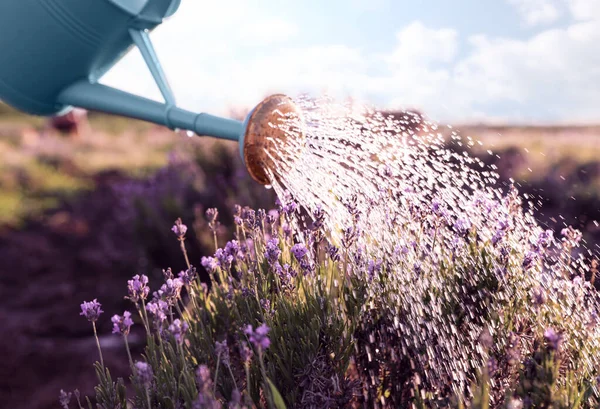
[{"left": 1, "top": 0, "right": 599, "bottom": 408}]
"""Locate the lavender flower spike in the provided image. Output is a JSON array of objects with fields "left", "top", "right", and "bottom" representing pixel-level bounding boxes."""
[
  {"left": 111, "top": 311, "right": 134, "bottom": 336},
  {"left": 171, "top": 218, "right": 188, "bottom": 238},
  {"left": 126, "top": 274, "right": 149, "bottom": 303},
  {"left": 80, "top": 299, "right": 103, "bottom": 322},
  {"left": 291, "top": 243, "right": 308, "bottom": 261},
  {"left": 168, "top": 319, "right": 189, "bottom": 344},
  {"left": 245, "top": 323, "right": 271, "bottom": 350},
  {"left": 135, "top": 361, "right": 153, "bottom": 388},
  {"left": 59, "top": 389, "right": 72, "bottom": 409}
]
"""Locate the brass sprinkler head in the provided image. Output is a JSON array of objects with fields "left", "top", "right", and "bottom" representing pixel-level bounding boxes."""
[{"left": 241, "top": 94, "right": 305, "bottom": 185}]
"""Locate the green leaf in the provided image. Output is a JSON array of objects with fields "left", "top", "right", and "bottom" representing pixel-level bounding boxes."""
[{"left": 266, "top": 377, "right": 287, "bottom": 409}]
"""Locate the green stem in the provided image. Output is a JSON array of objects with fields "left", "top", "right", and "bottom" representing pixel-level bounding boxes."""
[
  {"left": 180, "top": 238, "right": 191, "bottom": 270},
  {"left": 92, "top": 321, "right": 104, "bottom": 368},
  {"left": 124, "top": 335, "right": 134, "bottom": 370},
  {"left": 214, "top": 353, "right": 221, "bottom": 396}
]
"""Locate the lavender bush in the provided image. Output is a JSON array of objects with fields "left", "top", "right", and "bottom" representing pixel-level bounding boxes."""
[{"left": 63, "top": 187, "right": 600, "bottom": 409}]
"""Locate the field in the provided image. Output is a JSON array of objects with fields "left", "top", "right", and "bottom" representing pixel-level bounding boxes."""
[{"left": 1, "top": 103, "right": 600, "bottom": 409}]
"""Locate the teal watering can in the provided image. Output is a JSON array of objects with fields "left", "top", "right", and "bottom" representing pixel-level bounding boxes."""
[{"left": 0, "top": 0, "right": 304, "bottom": 185}]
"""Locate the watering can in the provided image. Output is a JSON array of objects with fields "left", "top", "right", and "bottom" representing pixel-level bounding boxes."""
[{"left": 0, "top": 0, "right": 304, "bottom": 185}]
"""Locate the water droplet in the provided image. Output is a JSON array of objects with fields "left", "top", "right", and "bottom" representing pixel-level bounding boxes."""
[{"left": 265, "top": 184, "right": 272, "bottom": 190}]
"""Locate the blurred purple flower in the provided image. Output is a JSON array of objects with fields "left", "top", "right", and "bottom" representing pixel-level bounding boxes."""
[
  {"left": 135, "top": 361, "right": 153, "bottom": 388},
  {"left": 155, "top": 278, "right": 183, "bottom": 305},
  {"left": 522, "top": 251, "right": 537, "bottom": 270},
  {"left": 544, "top": 328, "right": 563, "bottom": 351},
  {"left": 127, "top": 274, "right": 149, "bottom": 303},
  {"left": 453, "top": 217, "right": 471, "bottom": 237},
  {"left": 168, "top": 319, "right": 189, "bottom": 344},
  {"left": 178, "top": 266, "right": 197, "bottom": 286},
  {"left": 111, "top": 311, "right": 133, "bottom": 336},
  {"left": 215, "top": 248, "right": 234, "bottom": 270},
  {"left": 201, "top": 256, "right": 219, "bottom": 273},
  {"left": 80, "top": 299, "right": 103, "bottom": 322},
  {"left": 291, "top": 243, "right": 308, "bottom": 261},
  {"left": 146, "top": 299, "right": 169, "bottom": 323},
  {"left": 215, "top": 340, "right": 230, "bottom": 367},
  {"left": 532, "top": 286, "right": 546, "bottom": 306},
  {"left": 245, "top": 323, "right": 271, "bottom": 350},
  {"left": 264, "top": 238, "right": 281, "bottom": 265},
  {"left": 59, "top": 390, "right": 72, "bottom": 409},
  {"left": 171, "top": 218, "right": 187, "bottom": 238}
]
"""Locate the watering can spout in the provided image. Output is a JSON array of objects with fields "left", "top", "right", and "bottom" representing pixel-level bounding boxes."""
[{"left": 58, "top": 81, "right": 244, "bottom": 141}]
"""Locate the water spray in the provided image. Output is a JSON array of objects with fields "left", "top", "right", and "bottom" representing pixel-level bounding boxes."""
[{"left": 0, "top": 0, "right": 304, "bottom": 185}]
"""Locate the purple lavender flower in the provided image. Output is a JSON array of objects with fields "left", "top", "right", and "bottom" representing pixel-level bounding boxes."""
[
  {"left": 342, "top": 226, "right": 358, "bottom": 248},
  {"left": 225, "top": 240, "right": 243, "bottom": 260},
  {"left": 532, "top": 286, "right": 546, "bottom": 306},
  {"left": 111, "top": 311, "right": 133, "bottom": 336},
  {"left": 368, "top": 259, "right": 382, "bottom": 280},
  {"left": 282, "top": 223, "right": 293, "bottom": 239},
  {"left": 260, "top": 298, "right": 272, "bottom": 314},
  {"left": 215, "top": 248, "right": 234, "bottom": 270},
  {"left": 291, "top": 243, "right": 308, "bottom": 261},
  {"left": 205, "top": 208, "right": 218, "bottom": 223},
  {"left": 533, "top": 229, "right": 554, "bottom": 251},
  {"left": 544, "top": 328, "right": 563, "bottom": 351},
  {"left": 453, "top": 217, "right": 471, "bottom": 237},
  {"left": 282, "top": 200, "right": 298, "bottom": 216},
  {"left": 264, "top": 238, "right": 281, "bottom": 265},
  {"left": 245, "top": 323, "right": 271, "bottom": 350},
  {"left": 327, "top": 244, "right": 340, "bottom": 262},
  {"left": 299, "top": 259, "right": 314, "bottom": 276},
  {"left": 178, "top": 266, "right": 197, "bottom": 286},
  {"left": 171, "top": 218, "right": 188, "bottom": 237},
  {"left": 168, "top": 319, "right": 189, "bottom": 344},
  {"left": 155, "top": 278, "right": 183, "bottom": 305},
  {"left": 215, "top": 340, "right": 230, "bottom": 366},
  {"left": 196, "top": 364, "right": 213, "bottom": 392},
  {"left": 234, "top": 216, "right": 243, "bottom": 226},
  {"left": 80, "top": 299, "right": 103, "bottom": 322},
  {"left": 266, "top": 209, "right": 279, "bottom": 225},
  {"left": 59, "top": 390, "right": 72, "bottom": 409},
  {"left": 162, "top": 267, "right": 174, "bottom": 280},
  {"left": 135, "top": 361, "right": 153, "bottom": 388},
  {"left": 522, "top": 251, "right": 537, "bottom": 270},
  {"left": 127, "top": 274, "right": 150, "bottom": 303},
  {"left": 201, "top": 256, "right": 219, "bottom": 273},
  {"left": 146, "top": 299, "right": 169, "bottom": 323}
]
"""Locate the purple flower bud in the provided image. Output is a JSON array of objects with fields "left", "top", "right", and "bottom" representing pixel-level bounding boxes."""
[
  {"left": 532, "top": 286, "right": 546, "bottom": 306},
  {"left": 544, "top": 328, "right": 563, "bottom": 351},
  {"left": 127, "top": 274, "right": 149, "bottom": 303},
  {"left": 59, "top": 389, "right": 72, "bottom": 409},
  {"left": 215, "top": 248, "right": 234, "bottom": 271},
  {"left": 215, "top": 340, "right": 230, "bottom": 367},
  {"left": 168, "top": 319, "right": 189, "bottom": 344},
  {"left": 291, "top": 243, "right": 308, "bottom": 261},
  {"left": 80, "top": 299, "right": 103, "bottom": 322},
  {"left": 201, "top": 256, "right": 220, "bottom": 273},
  {"left": 245, "top": 323, "right": 271, "bottom": 350},
  {"left": 205, "top": 208, "right": 218, "bottom": 223},
  {"left": 327, "top": 244, "right": 340, "bottom": 262},
  {"left": 155, "top": 278, "right": 183, "bottom": 305},
  {"left": 196, "top": 364, "right": 213, "bottom": 393},
  {"left": 453, "top": 217, "right": 471, "bottom": 237},
  {"left": 146, "top": 299, "right": 169, "bottom": 323},
  {"left": 368, "top": 259, "right": 382, "bottom": 280},
  {"left": 171, "top": 218, "right": 187, "bottom": 237},
  {"left": 178, "top": 266, "right": 197, "bottom": 286},
  {"left": 135, "top": 361, "right": 153, "bottom": 388},
  {"left": 111, "top": 311, "right": 133, "bottom": 336},
  {"left": 264, "top": 238, "right": 281, "bottom": 265},
  {"left": 522, "top": 251, "right": 537, "bottom": 270},
  {"left": 266, "top": 209, "right": 279, "bottom": 224}
]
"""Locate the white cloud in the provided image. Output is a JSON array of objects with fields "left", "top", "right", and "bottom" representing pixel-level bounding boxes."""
[
  {"left": 507, "top": 0, "right": 562, "bottom": 26},
  {"left": 101, "top": 1, "right": 600, "bottom": 124}
]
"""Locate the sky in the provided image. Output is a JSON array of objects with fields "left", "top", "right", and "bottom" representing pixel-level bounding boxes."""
[{"left": 102, "top": 0, "right": 600, "bottom": 125}]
